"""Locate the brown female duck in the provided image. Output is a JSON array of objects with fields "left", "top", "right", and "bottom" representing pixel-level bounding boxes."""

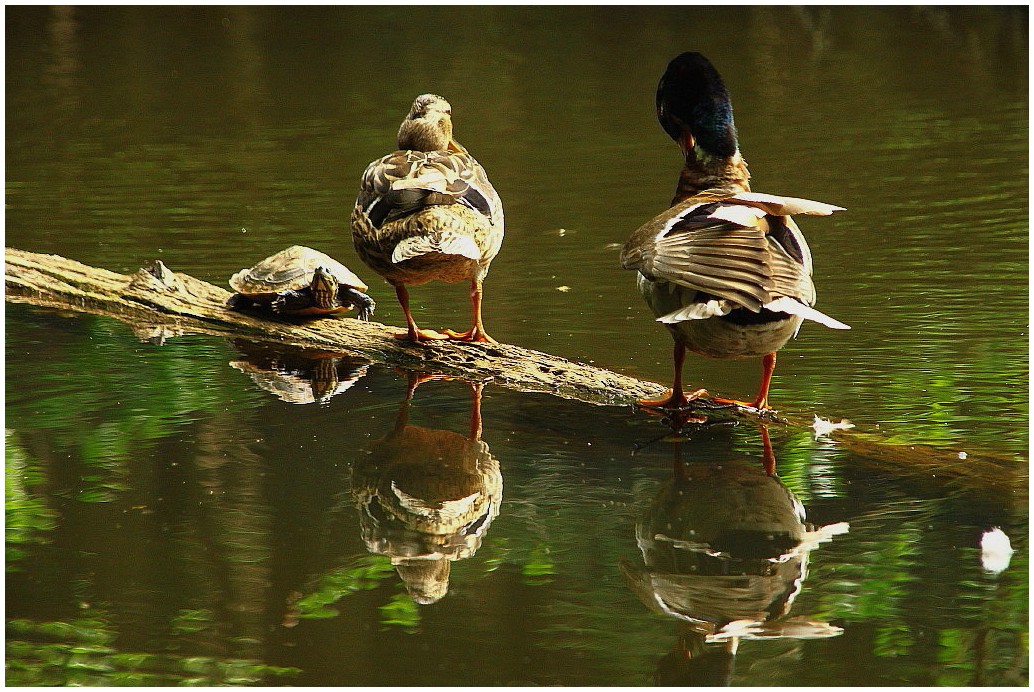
[
  {"left": 351, "top": 94, "right": 504, "bottom": 343},
  {"left": 620, "top": 53, "right": 849, "bottom": 411}
]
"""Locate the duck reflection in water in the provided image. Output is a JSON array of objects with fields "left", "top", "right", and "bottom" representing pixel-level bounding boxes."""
[
  {"left": 352, "top": 373, "right": 501, "bottom": 604},
  {"left": 622, "top": 424, "right": 848, "bottom": 685},
  {"left": 228, "top": 339, "right": 369, "bottom": 406}
]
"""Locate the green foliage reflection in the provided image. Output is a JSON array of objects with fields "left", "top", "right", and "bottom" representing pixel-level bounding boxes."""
[
  {"left": 294, "top": 555, "right": 413, "bottom": 629},
  {"left": 6, "top": 614, "right": 299, "bottom": 685},
  {"left": 6, "top": 310, "right": 262, "bottom": 505},
  {"left": 5, "top": 431, "right": 58, "bottom": 571},
  {"left": 379, "top": 593, "right": 421, "bottom": 633}
]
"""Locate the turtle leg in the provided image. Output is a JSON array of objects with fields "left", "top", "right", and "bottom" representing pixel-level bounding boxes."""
[
  {"left": 225, "top": 293, "right": 254, "bottom": 311},
  {"left": 394, "top": 284, "right": 449, "bottom": 342},
  {"left": 271, "top": 290, "right": 310, "bottom": 314},
  {"left": 340, "top": 287, "right": 376, "bottom": 321},
  {"left": 443, "top": 279, "right": 496, "bottom": 343}
]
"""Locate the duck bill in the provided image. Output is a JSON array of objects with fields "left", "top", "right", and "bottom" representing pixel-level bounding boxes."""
[
  {"left": 678, "top": 131, "right": 696, "bottom": 158},
  {"left": 447, "top": 137, "right": 469, "bottom": 154}
]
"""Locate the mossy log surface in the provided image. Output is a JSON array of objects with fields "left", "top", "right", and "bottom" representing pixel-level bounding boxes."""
[{"left": 5, "top": 247, "right": 1025, "bottom": 500}]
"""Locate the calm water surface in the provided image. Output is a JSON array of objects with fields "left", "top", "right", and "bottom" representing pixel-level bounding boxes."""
[{"left": 5, "top": 6, "right": 1028, "bottom": 686}]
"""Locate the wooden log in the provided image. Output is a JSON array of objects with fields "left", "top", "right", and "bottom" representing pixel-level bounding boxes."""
[
  {"left": 4, "top": 246, "right": 668, "bottom": 408},
  {"left": 4, "top": 247, "right": 1025, "bottom": 500}
]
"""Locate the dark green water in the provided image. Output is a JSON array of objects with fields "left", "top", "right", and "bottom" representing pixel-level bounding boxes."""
[{"left": 5, "top": 6, "right": 1027, "bottom": 686}]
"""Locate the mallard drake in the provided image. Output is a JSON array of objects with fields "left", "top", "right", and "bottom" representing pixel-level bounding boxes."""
[
  {"left": 351, "top": 94, "right": 504, "bottom": 343},
  {"left": 620, "top": 52, "right": 849, "bottom": 411}
]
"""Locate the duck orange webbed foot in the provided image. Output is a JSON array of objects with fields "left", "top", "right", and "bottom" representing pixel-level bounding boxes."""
[
  {"left": 441, "top": 327, "right": 497, "bottom": 344},
  {"left": 692, "top": 396, "right": 746, "bottom": 412},
  {"left": 637, "top": 390, "right": 711, "bottom": 429},
  {"left": 705, "top": 396, "right": 784, "bottom": 423},
  {"left": 709, "top": 395, "right": 771, "bottom": 412},
  {"left": 635, "top": 387, "right": 709, "bottom": 412},
  {"left": 394, "top": 328, "right": 451, "bottom": 343}
]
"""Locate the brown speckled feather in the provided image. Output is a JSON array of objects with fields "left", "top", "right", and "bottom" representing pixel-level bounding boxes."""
[{"left": 352, "top": 148, "right": 504, "bottom": 286}]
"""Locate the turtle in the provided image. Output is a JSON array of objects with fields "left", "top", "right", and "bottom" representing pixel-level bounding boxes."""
[
  {"left": 228, "top": 340, "right": 370, "bottom": 406},
  {"left": 225, "top": 245, "right": 375, "bottom": 319}
]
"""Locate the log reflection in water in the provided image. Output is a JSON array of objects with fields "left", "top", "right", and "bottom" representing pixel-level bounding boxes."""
[
  {"left": 353, "top": 374, "right": 501, "bottom": 604},
  {"left": 178, "top": 410, "right": 275, "bottom": 661}
]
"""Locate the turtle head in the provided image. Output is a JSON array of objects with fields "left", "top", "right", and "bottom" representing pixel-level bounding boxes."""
[{"left": 310, "top": 266, "right": 340, "bottom": 311}]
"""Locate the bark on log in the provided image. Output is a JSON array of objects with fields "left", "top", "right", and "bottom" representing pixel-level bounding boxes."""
[{"left": 4, "top": 247, "right": 1025, "bottom": 500}]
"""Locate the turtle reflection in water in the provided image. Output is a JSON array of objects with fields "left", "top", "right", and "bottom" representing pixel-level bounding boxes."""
[
  {"left": 226, "top": 245, "right": 376, "bottom": 319},
  {"left": 621, "top": 427, "right": 848, "bottom": 686},
  {"left": 229, "top": 340, "right": 369, "bottom": 406},
  {"left": 352, "top": 374, "right": 501, "bottom": 604}
]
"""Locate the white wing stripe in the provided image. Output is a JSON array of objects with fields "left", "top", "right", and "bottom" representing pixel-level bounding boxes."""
[{"left": 764, "top": 296, "right": 851, "bottom": 329}]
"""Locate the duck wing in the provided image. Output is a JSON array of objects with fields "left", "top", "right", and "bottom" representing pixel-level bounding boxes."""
[
  {"left": 355, "top": 150, "right": 502, "bottom": 230},
  {"left": 622, "top": 190, "right": 845, "bottom": 318}
]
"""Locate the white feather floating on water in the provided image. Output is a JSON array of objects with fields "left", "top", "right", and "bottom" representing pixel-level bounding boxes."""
[
  {"left": 812, "top": 415, "right": 856, "bottom": 438},
  {"left": 980, "top": 527, "right": 1014, "bottom": 575}
]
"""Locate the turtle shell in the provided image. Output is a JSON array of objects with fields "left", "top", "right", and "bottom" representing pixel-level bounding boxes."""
[{"left": 229, "top": 245, "right": 368, "bottom": 296}]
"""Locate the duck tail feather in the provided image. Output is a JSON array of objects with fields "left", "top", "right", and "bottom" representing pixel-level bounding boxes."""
[
  {"left": 765, "top": 296, "right": 851, "bottom": 329},
  {"left": 391, "top": 232, "right": 482, "bottom": 264},
  {"left": 657, "top": 299, "right": 733, "bottom": 323}
]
